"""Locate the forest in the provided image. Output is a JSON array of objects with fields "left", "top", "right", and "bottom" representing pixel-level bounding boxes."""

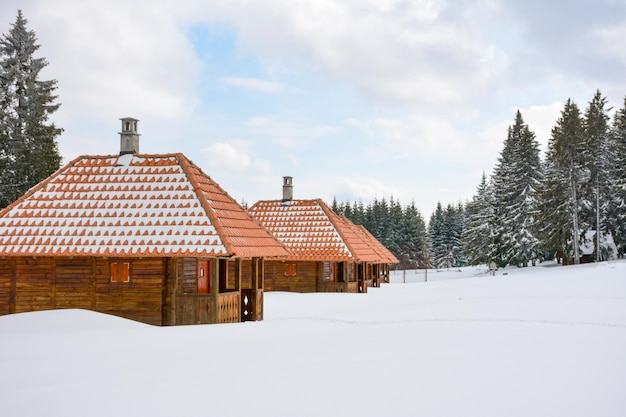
[{"left": 335, "top": 90, "right": 626, "bottom": 269}]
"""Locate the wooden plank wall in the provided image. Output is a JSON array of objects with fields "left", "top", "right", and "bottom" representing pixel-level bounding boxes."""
[
  {"left": 0, "top": 259, "right": 14, "bottom": 315},
  {"left": 264, "top": 260, "right": 318, "bottom": 292},
  {"left": 15, "top": 257, "right": 54, "bottom": 313},
  {"left": 55, "top": 258, "right": 95, "bottom": 310},
  {"left": 99, "top": 257, "right": 165, "bottom": 326},
  {"left": 176, "top": 257, "right": 198, "bottom": 294},
  {"left": 0, "top": 256, "right": 166, "bottom": 326}
]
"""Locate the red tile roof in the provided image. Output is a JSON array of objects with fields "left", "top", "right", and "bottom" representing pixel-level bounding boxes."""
[
  {"left": 0, "top": 153, "right": 288, "bottom": 258},
  {"left": 248, "top": 198, "right": 393, "bottom": 263},
  {"left": 354, "top": 224, "right": 399, "bottom": 264}
]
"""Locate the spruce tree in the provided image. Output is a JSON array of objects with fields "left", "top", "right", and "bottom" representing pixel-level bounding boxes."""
[
  {"left": 402, "top": 201, "right": 428, "bottom": 268},
  {"left": 490, "top": 111, "right": 542, "bottom": 267},
  {"left": 581, "top": 90, "right": 613, "bottom": 260},
  {"left": 0, "top": 10, "right": 62, "bottom": 208},
  {"left": 538, "top": 99, "right": 585, "bottom": 264},
  {"left": 428, "top": 202, "right": 447, "bottom": 268},
  {"left": 462, "top": 172, "right": 494, "bottom": 265},
  {"left": 607, "top": 97, "right": 626, "bottom": 255}
]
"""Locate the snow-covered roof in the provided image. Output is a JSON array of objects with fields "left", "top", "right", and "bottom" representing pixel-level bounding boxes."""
[
  {"left": 354, "top": 223, "right": 399, "bottom": 264},
  {"left": 0, "top": 153, "right": 288, "bottom": 258},
  {"left": 248, "top": 199, "right": 387, "bottom": 263}
]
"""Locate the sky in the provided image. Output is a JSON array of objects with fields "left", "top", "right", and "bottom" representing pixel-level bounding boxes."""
[
  {"left": 2, "top": 260, "right": 626, "bottom": 417},
  {"left": 1, "top": 0, "right": 625, "bottom": 217}
]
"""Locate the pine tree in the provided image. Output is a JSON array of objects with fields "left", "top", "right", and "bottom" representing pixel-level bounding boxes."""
[
  {"left": 490, "top": 111, "right": 542, "bottom": 267},
  {"left": 538, "top": 99, "right": 585, "bottom": 264},
  {"left": 386, "top": 197, "right": 405, "bottom": 257},
  {"left": 462, "top": 172, "right": 494, "bottom": 265},
  {"left": 607, "top": 97, "right": 626, "bottom": 255},
  {"left": 0, "top": 10, "right": 62, "bottom": 208},
  {"left": 401, "top": 201, "right": 428, "bottom": 268},
  {"left": 443, "top": 202, "right": 465, "bottom": 267},
  {"left": 581, "top": 90, "right": 614, "bottom": 260},
  {"left": 428, "top": 202, "right": 447, "bottom": 268}
]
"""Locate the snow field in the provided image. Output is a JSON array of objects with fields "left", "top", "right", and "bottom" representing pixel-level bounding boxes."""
[{"left": 1, "top": 260, "right": 625, "bottom": 417}]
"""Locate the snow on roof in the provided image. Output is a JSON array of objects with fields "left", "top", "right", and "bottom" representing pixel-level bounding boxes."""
[
  {"left": 0, "top": 153, "right": 288, "bottom": 258},
  {"left": 354, "top": 223, "right": 399, "bottom": 264},
  {"left": 248, "top": 198, "right": 390, "bottom": 263}
]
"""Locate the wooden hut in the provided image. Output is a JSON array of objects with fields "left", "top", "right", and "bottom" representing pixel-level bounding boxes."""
[
  {"left": 247, "top": 177, "right": 397, "bottom": 293},
  {"left": 0, "top": 118, "right": 288, "bottom": 325}
]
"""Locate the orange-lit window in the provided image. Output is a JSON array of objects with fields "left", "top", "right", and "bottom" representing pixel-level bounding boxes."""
[
  {"left": 284, "top": 263, "right": 296, "bottom": 276},
  {"left": 111, "top": 262, "right": 130, "bottom": 283}
]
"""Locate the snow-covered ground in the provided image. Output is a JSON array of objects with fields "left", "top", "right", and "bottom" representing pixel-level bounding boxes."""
[{"left": 1, "top": 260, "right": 625, "bottom": 417}]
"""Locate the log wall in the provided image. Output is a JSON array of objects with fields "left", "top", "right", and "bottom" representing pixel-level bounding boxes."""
[
  {"left": 0, "top": 256, "right": 266, "bottom": 326},
  {"left": 0, "top": 256, "right": 166, "bottom": 326},
  {"left": 263, "top": 260, "right": 319, "bottom": 292},
  {"left": 0, "top": 260, "right": 12, "bottom": 315}
]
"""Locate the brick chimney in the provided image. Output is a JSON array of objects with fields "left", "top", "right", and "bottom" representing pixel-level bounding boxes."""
[
  {"left": 119, "top": 117, "right": 140, "bottom": 155},
  {"left": 282, "top": 176, "right": 293, "bottom": 201}
]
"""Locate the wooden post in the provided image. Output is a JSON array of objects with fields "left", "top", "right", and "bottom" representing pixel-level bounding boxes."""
[
  {"left": 9, "top": 258, "right": 16, "bottom": 314},
  {"left": 251, "top": 257, "right": 259, "bottom": 321},
  {"left": 211, "top": 259, "right": 220, "bottom": 323},
  {"left": 164, "top": 258, "right": 178, "bottom": 326},
  {"left": 51, "top": 257, "right": 57, "bottom": 309},
  {"left": 423, "top": 243, "right": 428, "bottom": 283},
  {"left": 255, "top": 257, "right": 263, "bottom": 320},
  {"left": 234, "top": 258, "right": 242, "bottom": 292}
]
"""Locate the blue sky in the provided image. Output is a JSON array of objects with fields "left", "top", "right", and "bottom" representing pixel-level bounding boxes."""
[{"left": 2, "top": 0, "right": 625, "bottom": 217}]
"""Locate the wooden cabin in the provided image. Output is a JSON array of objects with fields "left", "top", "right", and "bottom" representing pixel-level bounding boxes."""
[
  {"left": 247, "top": 177, "right": 397, "bottom": 293},
  {"left": 0, "top": 118, "right": 288, "bottom": 326}
]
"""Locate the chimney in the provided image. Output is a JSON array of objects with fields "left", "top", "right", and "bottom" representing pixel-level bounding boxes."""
[
  {"left": 119, "top": 117, "right": 140, "bottom": 155},
  {"left": 282, "top": 176, "right": 293, "bottom": 201}
]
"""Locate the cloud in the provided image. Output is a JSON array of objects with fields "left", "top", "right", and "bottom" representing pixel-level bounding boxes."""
[
  {"left": 244, "top": 115, "right": 337, "bottom": 149},
  {"left": 201, "top": 141, "right": 270, "bottom": 174},
  {"left": 181, "top": 0, "right": 501, "bottom": 110},
  {"left": 223, "top": 76, "right": 287, "bottom": 93},
  {"left": 14, "top": 1, "right": 202, "bottom": 125},
  {"left": 346, "top": 114, "right": 470, "bottom": 161}
]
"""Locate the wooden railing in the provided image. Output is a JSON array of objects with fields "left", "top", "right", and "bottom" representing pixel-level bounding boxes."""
[
  {"left": 217, "top": 292, "right": 240, "bottom": 323},
  {"left": 176, "top": 292, "right": 241, "bottom": 325}
]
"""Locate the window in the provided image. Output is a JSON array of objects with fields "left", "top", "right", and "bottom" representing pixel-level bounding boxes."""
[
  {"left": 323, "top": 262, "right": 331, "bottom": 282},
  {"left": 111, "top": 262, "right": 130, "bottom": 283},
  {"left": 284, "top": 263, "right": 296, "bottom": 276}
]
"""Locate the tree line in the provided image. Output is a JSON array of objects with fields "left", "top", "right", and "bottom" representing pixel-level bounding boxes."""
[
  {"left": 331, "top": 198, "right": 429, "bottom": 269},
  {"left": 338, "top": 90, "right": 626, "bottom": 269}
]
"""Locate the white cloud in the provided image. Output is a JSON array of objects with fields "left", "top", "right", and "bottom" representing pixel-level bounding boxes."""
[
  {"left": 223, "top": 76, "right": 287, "bottom": 93},
  {"left": 203, "top": 142, "right": 250, "bottom": 171},
  {"left": 180, "top": 0, "right": 500, "bottom": 110},
  {"left": 245, "top": 115, "right": 337, "bottom": 149},
  {"left": 347, "top": 114, "right": 471, "bottom": 162},
  {"left": 20, "top": 1, "right": 201, "bottom": 124}
]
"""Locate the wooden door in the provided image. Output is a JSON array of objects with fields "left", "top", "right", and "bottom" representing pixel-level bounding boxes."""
[{"left": 198, "top": 259, "right": 210, "bottom": 294}]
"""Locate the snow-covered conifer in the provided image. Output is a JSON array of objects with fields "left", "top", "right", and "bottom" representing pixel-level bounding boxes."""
[{"left": 0, "top": 10, "right": 62, "bottom": 208}]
